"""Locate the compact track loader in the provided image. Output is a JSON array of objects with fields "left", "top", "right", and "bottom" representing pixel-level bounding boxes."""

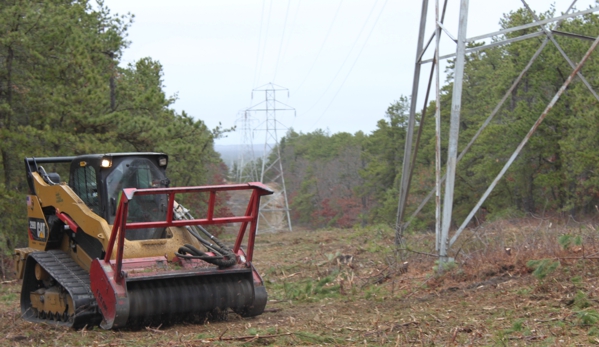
[{"left": 15, "top": 153, "right": 272, "bottom": 329}]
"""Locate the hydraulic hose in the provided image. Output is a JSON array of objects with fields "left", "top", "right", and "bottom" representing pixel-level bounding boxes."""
[
  {"left": 173, "top": 203, "right": 237, "bottom": 268},
  {"left": 176, "top": 244, "right": 237, "bottom": 268}
]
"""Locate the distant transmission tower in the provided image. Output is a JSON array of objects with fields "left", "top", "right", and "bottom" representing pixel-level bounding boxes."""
[
  {"left": 235, "top": 111, "right": 259, "bottom": 182},
  {"left": 246, "top": 83, "right": 295, "bottom": 232}
]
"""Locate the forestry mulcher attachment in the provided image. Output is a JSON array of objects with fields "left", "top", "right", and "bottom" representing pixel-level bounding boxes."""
[{"left": 15, "top": 153, "right": 272, "bottom": 329}]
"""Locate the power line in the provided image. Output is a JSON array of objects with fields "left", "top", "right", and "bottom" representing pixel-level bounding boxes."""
[
  {"left": 252, "top": 0, "right": 267, "bottom": 88},
  {"left": 299, "top": 0, "right": 380, "bottom": 117},
  {"left": 273, "top": 0, "right": 293, "bottom": 82},
  {"left": 294, "top": 0, "right": 345, "bottom": 93},
  {"left": 280, "top": 0, "right": 303, "bottom": 75},
  {"left": 256, "top": 0, "right": 273, "bottom": 87},
  {"left": 311, "top": 0, "right": 390, "bottom": 129}
]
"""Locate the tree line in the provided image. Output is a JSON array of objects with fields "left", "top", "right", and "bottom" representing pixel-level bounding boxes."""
[
  {"left": 0, "top": 0, "right": 227, "bottom": 263},
  {"left": 256, "top": 7, "right": 599, "bottom": 230}
]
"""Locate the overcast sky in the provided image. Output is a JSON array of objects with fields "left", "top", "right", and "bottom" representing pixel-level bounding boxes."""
[{"left": 101, "top": 0, "right": 598, "bottom": 146}]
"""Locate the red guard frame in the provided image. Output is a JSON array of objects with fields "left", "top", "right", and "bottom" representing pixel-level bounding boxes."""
[{"left": 103, "top": 182, "right": 273, "bottom": 283}]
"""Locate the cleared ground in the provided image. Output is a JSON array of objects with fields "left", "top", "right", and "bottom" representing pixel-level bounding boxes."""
[{"left": 1, "top": 218, "right": 598, "bottom": 346}]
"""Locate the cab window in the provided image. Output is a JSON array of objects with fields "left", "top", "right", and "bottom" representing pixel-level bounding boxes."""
[
  {"left": 71, "top": 165, "right": 100, "bottom": 215},
  {"left": 106, "top": 158, "right": 169, "bottom": 240}
]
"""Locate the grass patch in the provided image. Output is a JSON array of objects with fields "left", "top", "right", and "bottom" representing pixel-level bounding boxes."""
[
  {"left": 1, "top": 293, "right": 16, "bottom": 302},
  {"left": 294, "top": 331, "right": 342, "bottom": 344},
  {"left": 577, "top": 309, "right": 599, "bottom": 326},
  {"left": 279, "top": 275, "right": 340, "bottom": 302}
]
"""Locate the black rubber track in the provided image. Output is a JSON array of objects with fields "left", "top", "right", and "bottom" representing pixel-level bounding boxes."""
[{"left": 20, "top": 250, "right": 102, "bottom": 328}]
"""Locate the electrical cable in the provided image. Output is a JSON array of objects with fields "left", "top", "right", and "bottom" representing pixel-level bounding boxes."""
[
  {"left": 294, "top": 0, "right": 344, "bottom": 93},
  {"left": 272, "top": 0, "right": 293, "bottom": 82},
  {"left": 280, "top": 0, "right": 303, "bottom": 75},
  {"left": 299, "top": 0, "right": 380, "bottom": 118},
  {"left": 252, "top": 0, "right": 267, "bottom": 88},
  {"left": 256, "top": 0, "right": 274, "bottom": 87},
  {"left": 310, "top": 0, "right": 390, "bottom": 129}
]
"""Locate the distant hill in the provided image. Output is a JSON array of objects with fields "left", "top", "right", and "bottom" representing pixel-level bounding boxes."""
[{"left": 215, "top": 144, "right": 270, "bottom": 169}]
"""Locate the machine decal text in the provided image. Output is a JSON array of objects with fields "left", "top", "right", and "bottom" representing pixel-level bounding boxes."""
[{"left": 28, "top": 218, "right": 47, "bottom": 241}]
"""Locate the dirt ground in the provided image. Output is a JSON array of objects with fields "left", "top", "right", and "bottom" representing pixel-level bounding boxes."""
[{"left": 1, "top": 218, "right": 599, "bottom": 346}]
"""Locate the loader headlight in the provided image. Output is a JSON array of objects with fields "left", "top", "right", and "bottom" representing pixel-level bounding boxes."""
[
  {"left": 159, "top": 157, "right": 167, "bottom": 166},
  {"left": 101, "top": 158, "right": 112, "bottom": 168}
]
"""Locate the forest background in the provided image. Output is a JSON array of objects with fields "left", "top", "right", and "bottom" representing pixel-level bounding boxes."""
[{"left": 1, "top": 1, "right": 599, "bottom": 269}]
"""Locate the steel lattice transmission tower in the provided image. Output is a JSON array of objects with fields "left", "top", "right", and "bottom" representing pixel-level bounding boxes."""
[
  {"left": 235, "top": 111, "right": 259, "bottom": 182},
  {"left": 246, "top": 83, "right": 295, "bottom": 232},
  {"left": 395, "top": 0, "right": 599, "bottom": 266}
]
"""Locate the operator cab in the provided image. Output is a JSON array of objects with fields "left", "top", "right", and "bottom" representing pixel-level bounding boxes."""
[{"left": 68, "top": 153, "right": 170, "bottom": 240}]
